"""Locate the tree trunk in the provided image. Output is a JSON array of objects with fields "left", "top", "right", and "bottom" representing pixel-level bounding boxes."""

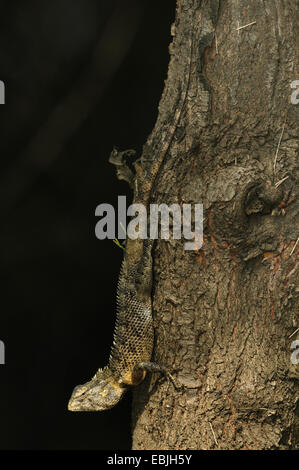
[{"left": 131, "top": 0, "right": 298, "bottom": 450}]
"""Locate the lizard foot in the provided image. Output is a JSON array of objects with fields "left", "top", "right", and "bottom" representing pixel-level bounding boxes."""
[
  {"left": 136, "top": 361, "right": 182, "bottom": 390},
  {"left": 109, "top": 147, "right": 136, "bottom": 188}
]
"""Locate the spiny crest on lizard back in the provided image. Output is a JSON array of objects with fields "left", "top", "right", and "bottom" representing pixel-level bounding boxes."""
[{"left": 68, "top": 367, "right": 126, "bottom": 411}]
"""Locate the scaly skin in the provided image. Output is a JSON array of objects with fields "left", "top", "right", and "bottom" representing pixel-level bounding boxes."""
[{"left": 68, "top": 239, "right": 154, "bottom": 411}]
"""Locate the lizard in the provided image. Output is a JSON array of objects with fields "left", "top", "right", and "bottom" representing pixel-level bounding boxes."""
[{"left": 67, "top": 11, "right": 194, "bottom": 412}]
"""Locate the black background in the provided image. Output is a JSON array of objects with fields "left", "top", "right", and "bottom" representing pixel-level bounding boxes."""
[{"left": 0, "top": 0, "right": 175, "bottom": 449}]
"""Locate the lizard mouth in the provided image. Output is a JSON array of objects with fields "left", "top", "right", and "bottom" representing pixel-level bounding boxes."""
[
  {"left": 67, "top": 394, "right": 97, "bottom": 412},
  {"left": 67, "top": 400, "right": 79, "bottom": 411},
  {"left": 68, "top": 400, "right": 92, "bottom": 412},
  {"left": 67, "top": 384, "right": 88, "bottom": 411}
]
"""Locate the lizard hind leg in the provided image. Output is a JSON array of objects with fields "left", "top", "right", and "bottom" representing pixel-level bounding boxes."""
[{"left": 135, "top": 361, "right": 180, "bottom": 390}]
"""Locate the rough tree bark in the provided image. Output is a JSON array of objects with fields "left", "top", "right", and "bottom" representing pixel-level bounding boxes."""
[{"left": 131, "top": 0, "right": 298, "bottom": 449}]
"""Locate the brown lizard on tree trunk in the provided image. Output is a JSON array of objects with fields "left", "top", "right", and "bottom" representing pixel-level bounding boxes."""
[{"left": 67, "top": 2, "right": 194, "bottom": 412}]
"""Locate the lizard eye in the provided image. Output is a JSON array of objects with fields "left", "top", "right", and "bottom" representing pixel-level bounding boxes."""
[{"left": 74, "top": 385, "right": 87, "bottom": 397}]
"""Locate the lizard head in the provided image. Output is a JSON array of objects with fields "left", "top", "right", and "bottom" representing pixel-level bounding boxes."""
[{"left": 68, "top": 369, "right": 126, "bottom": 412}]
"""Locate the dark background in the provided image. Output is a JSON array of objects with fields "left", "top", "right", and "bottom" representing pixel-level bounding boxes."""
[{"left": 0, "top": 0, "right": 175, "bottom": 449}]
